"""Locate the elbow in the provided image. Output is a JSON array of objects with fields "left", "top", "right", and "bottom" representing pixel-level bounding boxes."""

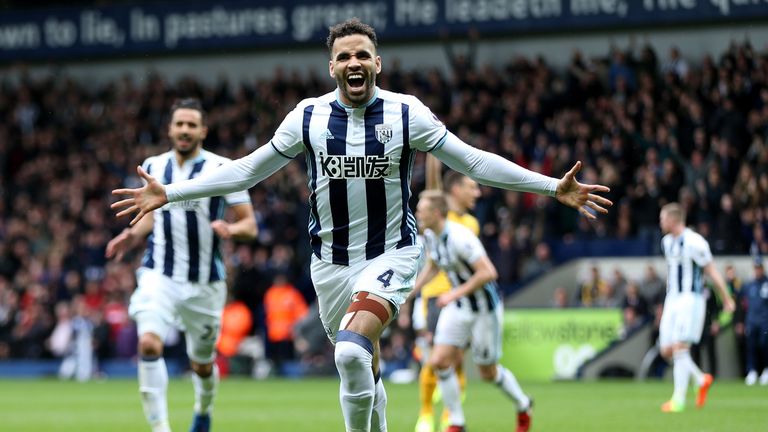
[
  {"left": 486, "top": 266, "right": 498, "bottom": 284},
  {"left": 244, "top": 222, "right": 259, "bottom": 240}
]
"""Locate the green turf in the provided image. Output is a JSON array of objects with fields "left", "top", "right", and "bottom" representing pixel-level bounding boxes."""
[{"left": 0, "top": 378, "right": 763, "bottom": 431}]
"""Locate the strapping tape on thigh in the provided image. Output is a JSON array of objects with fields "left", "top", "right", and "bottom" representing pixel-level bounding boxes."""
[{"left": 348, "top": 292, "right": 391, "bottom": 325}]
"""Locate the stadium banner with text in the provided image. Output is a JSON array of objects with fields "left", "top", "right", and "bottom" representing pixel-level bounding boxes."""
[
  {"left": 2, "top": 0, "right": 768, "bottom": 62},
  {"left": 500, "top": 309, "right": 623, "bottom": 381}
]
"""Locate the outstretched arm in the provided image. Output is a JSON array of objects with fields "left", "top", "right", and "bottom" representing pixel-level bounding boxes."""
[
  {"left": 431, "top": 133, "right": 612, "bottom": 219},
  {"left": 112, "top": 144, "right": 291, "bottom": 225},
  {"left": 105, "top": 212, "right": 154, "bottom": 261}
]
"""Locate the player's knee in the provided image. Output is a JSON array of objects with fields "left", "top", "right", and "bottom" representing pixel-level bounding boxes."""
[
  {"left": 429, "top": 353, "right": 452, "bottom": 371},
  {"left": 334, "top": 330, "right": 374, "bottom": 373},
  {"left": 478, "top": 365, "right": 496, "bottom": 382},
  {"left": 191, "top": 361, "right": 213, "bottom": 378},
  {"left": 660, "top": 346, "right": 673, "bottom": 360},
  {"left": 138, "top": 333, "right": 163, "bottom": 357}
]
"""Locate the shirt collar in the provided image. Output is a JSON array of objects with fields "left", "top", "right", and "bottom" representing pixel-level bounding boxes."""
[{"left": 334, "top": 87, "right": 380, "bottom": 109}]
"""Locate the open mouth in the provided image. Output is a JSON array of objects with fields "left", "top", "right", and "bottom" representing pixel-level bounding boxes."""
[{"left": 346, "top": 73, "right": 365, "bottom": 91}]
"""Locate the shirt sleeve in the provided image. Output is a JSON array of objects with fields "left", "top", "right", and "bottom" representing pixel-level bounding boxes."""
[
  {"left": 224, "top": 190, "right": 251, "bottom": 207},
  {"left": 408, "top": 98, "right": 448, "bottom": 152},
  {"left": 454, "top": 229, "right": 486, "bottom": 265},
  {"left": 270, "top": 104, "right": 307, "bottom": 159},
  {"left": 433, "top": 132, "right": 558, "bottom": 196},
  {"left": 165, "top": 144, "right": 291, "bottom": 203},
  {"left": 691, "top": 236, "right": 713, "bottom": 267}
]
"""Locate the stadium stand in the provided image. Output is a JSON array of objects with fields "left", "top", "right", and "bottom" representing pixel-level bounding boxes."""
[{"left": 0, "top": 39, "right": 766, "bottom": 379}]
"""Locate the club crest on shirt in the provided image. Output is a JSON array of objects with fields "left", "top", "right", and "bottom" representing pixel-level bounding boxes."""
[{"left": 375, "top": 124, "right": 393, "bottom": 144}]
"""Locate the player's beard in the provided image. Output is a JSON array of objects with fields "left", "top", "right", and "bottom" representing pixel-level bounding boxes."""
[
  {"left": 174, "top": 137, "right": 201, "bottom": 157},
  {"left": 337, "top": 71, "right": 376, "bottom": 106}
]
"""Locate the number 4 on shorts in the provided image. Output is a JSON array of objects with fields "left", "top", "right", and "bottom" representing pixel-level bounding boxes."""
[{"left": 377, "top": 269, "right": 394, "bottom": 287}]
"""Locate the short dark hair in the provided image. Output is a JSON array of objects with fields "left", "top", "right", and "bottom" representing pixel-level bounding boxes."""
[
  {"left": 326, "top": 18, "right": 377, "bottom": 56},
  {"left": 443, "top": 170, "right": 466, "bottom": 193},
  {"left": 170, "top": 98, "right": 206, "bottom": 123}
]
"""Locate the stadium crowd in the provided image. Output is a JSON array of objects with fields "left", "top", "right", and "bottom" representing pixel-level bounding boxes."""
[{"left": 0, "top": 39, "right": 767, "bottom": 377}]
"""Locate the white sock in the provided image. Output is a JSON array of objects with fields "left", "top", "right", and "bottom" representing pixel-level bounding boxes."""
[
  {"left": 335, "top": 333, "right": 375, "bottom": 432},
  {"left": 370, "top": 373, "right": 387, "bottom": 432},
  {"left": 415, "top": 335, "right": 431, "bottom": 367},
  {"left": 192, "top": 363, "right": 219, "bottom": 415},
  {"left": 678, "top": 350, "right": 705, "bottom": 386},
  {"left": 138, "top": 356, "right": 170, "bottom": 432},
  {"left": 436, "top": 367, "right": 464, "bottom": 426},
  {"left": 672, "top": 351, "right": 691, "bottom": 404},
  {"left": 494, "top": 365, "right": 530, "bottom": 410}
]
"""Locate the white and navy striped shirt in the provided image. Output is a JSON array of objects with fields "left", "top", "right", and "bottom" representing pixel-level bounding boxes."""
[
  {"left": 270, "top": 87, "right": 447, "bottom": 266},
  {"left": 423, "top": 221, "right": 500, "bottom": 313},
  {"left": 662, "top": 228, "right": 713, "bottom": 299},
  {"left": 141, "top": 150, "right": 251, "bottom": 283}
]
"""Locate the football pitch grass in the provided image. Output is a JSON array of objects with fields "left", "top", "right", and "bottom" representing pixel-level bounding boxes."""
[{"left": 1, "top": 378, "right": 764, "bottom": 431}]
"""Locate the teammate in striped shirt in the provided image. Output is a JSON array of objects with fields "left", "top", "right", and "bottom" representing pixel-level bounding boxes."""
[
  {"left": 414, "top": 190, "right": 532, "bottom": 432},
  {"left": 407, "top": 167, "right": 480, "bottom": 432},
  {"left": 106, "top": 98, "right": 257, "bottom": 432},
  {"left": 111, "top": 20, "right": 612, "bottom": 432},
  {"left": 658, "top": 203, "right": 734, "bottom": 413}
]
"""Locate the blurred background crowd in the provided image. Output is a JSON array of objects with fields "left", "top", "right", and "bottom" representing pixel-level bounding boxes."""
[{"left": 1, "top": 37, "right": 767, "bottom": 377}]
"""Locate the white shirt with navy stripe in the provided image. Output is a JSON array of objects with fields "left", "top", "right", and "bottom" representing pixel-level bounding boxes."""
[
  {"left": 140, "top": 150, "right": 251, "bottom": 283},
  {"left": 662, "top": 228, "right": 713, "bottom": 299},
  {"left": 270, "top": 87, "right": 447, "bottom": 266},
  {"left": 424, "top": 221, "right": 500, "bottom": 313}
]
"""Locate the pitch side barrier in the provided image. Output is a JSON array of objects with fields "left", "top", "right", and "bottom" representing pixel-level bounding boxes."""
[
  {"left": 577, "top": 320, "right": 742, "bottom": 381},
  {"left": 503, "top": 256, "right": 758, "bottom": 382}
]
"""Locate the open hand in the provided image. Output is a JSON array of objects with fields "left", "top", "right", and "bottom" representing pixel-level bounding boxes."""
[
  {"left": 556, "top": 161, "right": 613, "bottom": 219},
  {"left": 105, "top": 229, "right": 134, "bottom": 261},
  {"left": 111, "top": 166, "right": 168, "bottom": 226}
]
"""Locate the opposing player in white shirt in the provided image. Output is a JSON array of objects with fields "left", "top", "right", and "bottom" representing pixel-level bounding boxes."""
[
  {"left": 106, "top": 98, "right": 257, "bottom": 432},
  {"left": 111, "top": 20, "right": 612, "bottom": 432},
  {"left": 658, "top": 203, "right": 734, "bottom": 413},
  {"left": 412, "top": 190, "right": 532, "bottom": 432}
]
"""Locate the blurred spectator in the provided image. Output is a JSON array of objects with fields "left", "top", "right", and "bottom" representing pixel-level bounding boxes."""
[
  {"left": 742, "top": 262, "right": 768, "bottom": 385},
  {"left": 692, "top": 284, "right": 722, "bottom": 376},
  {"left": 611, "top": 268, "right": 629, "bottom": 296},
  {"left": 216, "top": 294, "right": 253, "bottom": 377},
  {"left": 520, "top": 242, "right": 553, "bottom": 280},
  {"left": 728, "top": 264, "right": 748, "bottom": 377},
  {"left": 293, "top": 302, "right": 334, "bottom": 375},
  {"left": 47, "top": 301, "right": 73, "bottom": 359},
  {"left": 11, "top": 300, "right": 51, "bottom": 358},
  {"left": 263, "top": 273, "right": 308, "bottom": 373},
  {"left": 641, "top": 265, "right": 665, "bottom": 300},
  {"left": 595, "top": 283, "right": 620, "bottom": 308},
  {"left": 662, "top": 46, "right": 689, "bottom": 79},
  {"left": 621, "top": 281, "right": 649, "bottom": 323},
  {"left": 217, "top": 295, "right": 253, "bottom": 359},
  {"left": 551, "top": 287, "right": 569, "bottom": 308},
  {"left": 58, "top": 296, "right": 94, "bottom": 381},
  {"left": 380, "top": 328, "right": 413, "bottom": 379},
  {"left": 578, "top": 265, "right": 609, "bottom": 307}
]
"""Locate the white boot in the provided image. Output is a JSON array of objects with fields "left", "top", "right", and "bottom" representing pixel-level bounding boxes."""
[
  {"left": 745, "top": 370, "right": 758, "bottom": 386},
  {"left": 759, "top": 369, "right": 768, "bottom": 386}
]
